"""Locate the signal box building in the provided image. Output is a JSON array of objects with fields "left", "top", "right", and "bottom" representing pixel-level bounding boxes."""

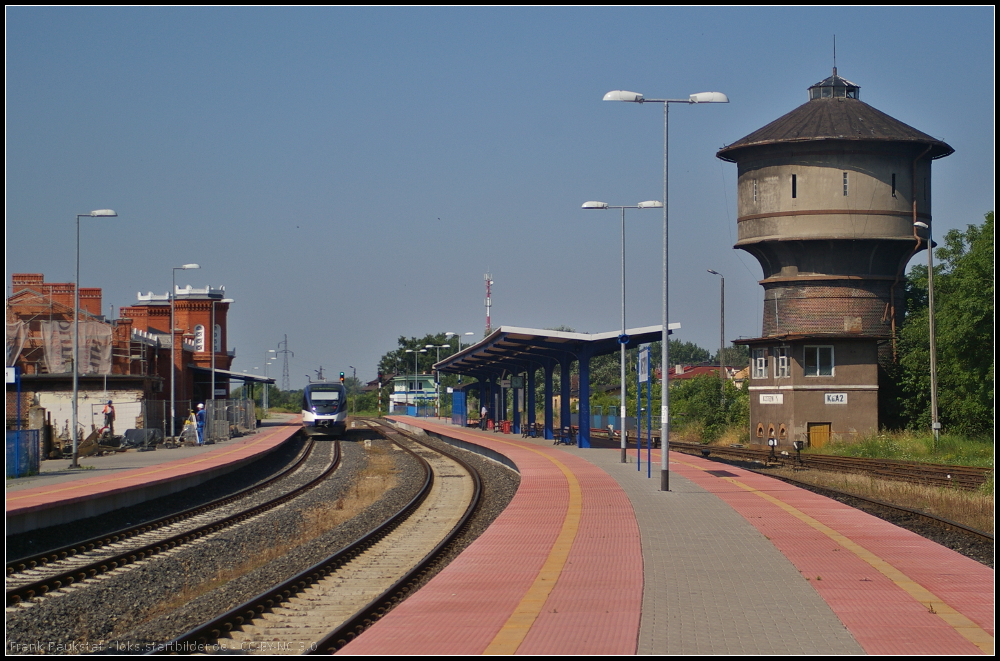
[{"left": 716, "top": 70, "right": 952, "bottom": 447}]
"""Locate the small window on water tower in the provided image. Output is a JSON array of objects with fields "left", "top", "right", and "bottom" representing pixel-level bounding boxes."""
[
  {"left": 891, "top": 173, "right": 896, "bottom": 198},
  {"left": 791, "top": 174, "right": 797, "bottom": 199},
  {"left": 843, "top": 172, "right": 848, "bottom": 196}
]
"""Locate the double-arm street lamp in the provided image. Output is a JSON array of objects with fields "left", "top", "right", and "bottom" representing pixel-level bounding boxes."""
[
  {"left": 404, "top": 349, "right": 427, "bottom": 408},
  {"left": 170, "top": 264, "right": 200, "bottom": 439},
  {"left": 426, "top": 343, "right": 451, "bottom": 418},
  {"left": 263, "top": 350, "right": 276, "bottom": 415},
  {"left": 445, "top": 331, "right": 475, "bottom": 352},
  {"left": 71, "top": 209, "right": 119, "bottom": 468},
  {"left": 582, "top": 200, "right": 663, "bottom": 463},
  {"left": 604, "top": 88, "right": 728, "bottom": 490}
]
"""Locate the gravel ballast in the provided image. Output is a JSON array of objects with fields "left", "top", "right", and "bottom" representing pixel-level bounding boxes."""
[{"left": 6, "top": 426, "right": 521, "bottom": 655}]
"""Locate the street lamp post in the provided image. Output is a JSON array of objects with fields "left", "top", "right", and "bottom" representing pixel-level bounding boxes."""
[
  {"left": 426, "top": 344, "right": 450, "bottom": 418},
  {"left": 604, "top": 88, "right": 729, "bottom": 490},
  {"left": 707, "top": 270, "right": 725, "bottom": 401},
  {"left": 404, "top": 349, "right": 427, "bottom": 410},
  {"left": 170, "top": 264, "right": 200, "bottom": 439},
  {"left": 583, "top": 200, "right": 663, "bottom": 463},
  {"left": 914, "top": 221, "right": 941, "bottom": 446},
  {"left": 348, "top": 365, "right": 357, "bottom": 415},
  {"left": 263, "top": 350, "right": 276, "bottom": 416},
  {"left": 70, "top": 209, "right": 119, "bottom": 468}
]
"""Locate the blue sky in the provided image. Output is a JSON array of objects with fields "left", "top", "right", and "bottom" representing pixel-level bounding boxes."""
[{"left": 6, "top": 7, "right": 994, "bottom": 389}]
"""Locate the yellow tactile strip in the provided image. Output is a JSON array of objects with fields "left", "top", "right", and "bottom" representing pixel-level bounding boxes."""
[{"left": 483, "top": 438, "right": 583, "bottom": 655}]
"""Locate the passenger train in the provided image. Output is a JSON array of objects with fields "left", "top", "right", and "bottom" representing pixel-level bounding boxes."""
[{"left": 301, "top": 382, "right": 348, "bottom": 438}]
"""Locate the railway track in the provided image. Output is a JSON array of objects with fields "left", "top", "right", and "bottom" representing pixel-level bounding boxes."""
[
  {"left": 6, "top": 437, "right": 340, "bottom": 607},
  {"left": 670, "top": 441, "right": 992, "bottom": 491},
  {"left": 158, "top": 419, "right": 482, "bottom": 655}
]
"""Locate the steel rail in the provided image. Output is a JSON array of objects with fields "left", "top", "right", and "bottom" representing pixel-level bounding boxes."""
[
  {"left": 309, "top": 419, "right": 484, "bottom": 653},
  {"left": 152, "top": 425, "right": 437, "bottom": 655},
  {"left": 7, "top": 439, "right": 339, "bottom": 607},
  {"left": 7, "top": 436, "right": 314, "bottom": 577}
]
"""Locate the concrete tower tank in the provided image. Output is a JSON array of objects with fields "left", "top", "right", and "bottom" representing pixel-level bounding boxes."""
[{"left": 717, "top": 70, "right": 952, "bottom": 447}]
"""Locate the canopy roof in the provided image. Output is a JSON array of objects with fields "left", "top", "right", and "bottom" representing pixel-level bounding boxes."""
[{"left": 434, "top": 324, "right": 674, "bottom": 377}]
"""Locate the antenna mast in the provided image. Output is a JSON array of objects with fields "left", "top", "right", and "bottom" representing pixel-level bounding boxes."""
[{"left": 484, "top": 273, "right": 494, "bottom": 336}]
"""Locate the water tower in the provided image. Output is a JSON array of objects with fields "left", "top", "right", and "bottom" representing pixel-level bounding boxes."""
[{"left": 717, "top": 69, "right": 952, "bottom": 447}]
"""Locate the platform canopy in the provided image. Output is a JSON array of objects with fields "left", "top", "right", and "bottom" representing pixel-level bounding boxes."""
[
  {"left": 189, "top": 366, "right": 275, "bottom": 385},
  {"left": 433, "top": 324, "right": 673, "bottom": 377},
  {"left": 432, "top": 324, "right": 678, "bottom": 448}
]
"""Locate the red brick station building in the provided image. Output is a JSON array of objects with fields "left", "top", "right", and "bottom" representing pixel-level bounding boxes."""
[{"left": 5, "top": 273, "right": 254, "bottom": 439}]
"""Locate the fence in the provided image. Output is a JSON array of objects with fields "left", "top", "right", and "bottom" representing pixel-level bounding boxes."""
[
  {"left": 6, "top": 429, "right": 40, "bottom": 478},
  {"left": 392, "top": 403, "right": 436, "bottom": 418},
  {"left": 129, "top": 399, "right": 255, "bottom": 443},
  {"left": 137, "top": 400, "right": 189, "bottom": 441},
  {"left": 205, "top": 399, "right": 256, "bottom": 443}
]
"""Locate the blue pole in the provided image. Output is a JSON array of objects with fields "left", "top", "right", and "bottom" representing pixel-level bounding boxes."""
[
  {"left": 647, "top": 371, "right": 652, "bottom": 478},
  {"left": 636, "top": 351, "right": 641, "bottom": 471},
  {"left": 17, "top": 367, "right": 22, "bottom": 477}
]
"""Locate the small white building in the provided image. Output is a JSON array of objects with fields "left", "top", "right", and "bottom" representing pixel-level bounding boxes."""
[{"left": 390, "top": 374, "right": 436, "bottom": 409}]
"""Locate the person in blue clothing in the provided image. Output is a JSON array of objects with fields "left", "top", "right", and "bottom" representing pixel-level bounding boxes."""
[{"left": 196, "top": 403, "right": 206, "bottom": 446}]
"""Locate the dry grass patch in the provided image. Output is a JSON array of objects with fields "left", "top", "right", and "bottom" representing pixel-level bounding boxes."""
[{"left": 766, "top": 465, "right": 994, "bottom": 533}]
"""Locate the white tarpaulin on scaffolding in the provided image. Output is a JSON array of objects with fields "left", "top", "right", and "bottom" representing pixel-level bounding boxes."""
[
  {"left": 6, "top": 321, "right": 28, "bottom": 367},
  {"left": 40, "top": 320, "right": 112, "bottom": 374}
]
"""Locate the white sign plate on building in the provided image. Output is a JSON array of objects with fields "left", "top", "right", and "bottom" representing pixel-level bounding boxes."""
[
  {"left": 759, "top": 393, "right": 783, "bottom": 405},
  {"left": 501, "top": 379, "right": 511, "bottom": 388},
  {"left": 6, "top": 368, "right": 16, "bottom": 384},
  {"left": 825, "top": 393, "right": 848, "bottom": 405}
]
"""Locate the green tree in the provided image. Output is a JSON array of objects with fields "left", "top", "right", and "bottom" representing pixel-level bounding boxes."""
[
  {"left": 670, "top": 375, "right": 748, "bottom": 441},
  {"left": 896, "top": 212, "right": 994, "bottom": 436}
]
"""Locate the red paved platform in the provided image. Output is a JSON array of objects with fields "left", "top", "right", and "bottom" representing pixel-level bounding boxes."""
[
  {"left": 667, "top": 450, "right": 994, "bottom": 655},
  {"left": 341, "top": 418, "right": 993, "bottom": 655},
  {"left": 6, "top": 418, "right": 301, "bottom": 534},
  {"left": 339, "top": 417, "right": 643, "bottom": 655}
]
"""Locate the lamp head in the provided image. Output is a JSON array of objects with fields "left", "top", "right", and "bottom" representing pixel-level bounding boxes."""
[
  {"left": 603, "top": 90, "right": 644, "bottom": 102},
  {"left": 89, "top": 209, "right": 117, "bottom": 217},
  {"left": 913, "top": 221, "right": 929, "bottom": 229},
  {"left": 637, "top": 200, "right": 663, "bottom": 209},
  {"left": 582, "top": 201, "right": 609, "bottom": 210},
  {"left": 181, "top": 263, "right": 200, "bottom": 270},
  {"left": 707, "top": 269, "right": 720, "bottom": 276},
  {"left": 689, "top": 92, "right": 729, "bottom": 104}
]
